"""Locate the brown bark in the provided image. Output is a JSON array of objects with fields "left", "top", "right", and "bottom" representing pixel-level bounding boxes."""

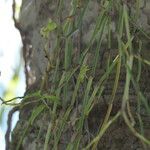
[{"left": 9, "top": 0, "right": 150, "bottom": 149}]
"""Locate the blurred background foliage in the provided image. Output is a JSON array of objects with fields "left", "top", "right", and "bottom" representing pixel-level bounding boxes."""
[{"left": 0, "top": 0, "right": 25, "bottom": 149}]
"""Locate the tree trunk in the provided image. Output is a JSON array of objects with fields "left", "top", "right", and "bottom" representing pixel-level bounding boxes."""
[{"left": 8, "top": 0, "right": 150, "bottom": 149}]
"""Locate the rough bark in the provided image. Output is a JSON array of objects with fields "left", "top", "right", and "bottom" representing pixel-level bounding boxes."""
[{"left": 8, "top": 0, "right": 150, "bottom": 150}]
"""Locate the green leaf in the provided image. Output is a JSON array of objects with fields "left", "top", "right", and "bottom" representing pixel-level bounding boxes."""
[
  {"left": 29, "top": 105, "right": 45, "bottom": 125},
  {"left": 78, "top": 65, "right": 89, "bottom": 83},
  {"left": 40, "top": 19, "right": 57, "bottom": 38},
  {"left": 43, "top": 94, "right": 60, "bottom": 104}
]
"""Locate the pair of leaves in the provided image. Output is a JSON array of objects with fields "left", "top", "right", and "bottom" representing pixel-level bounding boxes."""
[{"left": 40, "top": 19, "right": 57, "bottom": 38}]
